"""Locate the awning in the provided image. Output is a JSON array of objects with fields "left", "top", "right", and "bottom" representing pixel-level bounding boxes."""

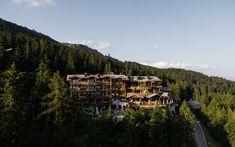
[
  {"left": 146, "top": 93, "right": 158, "bottom": 98},
  {"left": 161, "top": 92, "right": 168, "bottom": 97},
  {"left": 127, "top": 94, "right": 144, "bottom": 99}
]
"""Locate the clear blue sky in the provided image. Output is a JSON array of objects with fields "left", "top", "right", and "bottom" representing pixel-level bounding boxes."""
[{"left": 1, "top": 0, "right": 235, "bottom": 80}]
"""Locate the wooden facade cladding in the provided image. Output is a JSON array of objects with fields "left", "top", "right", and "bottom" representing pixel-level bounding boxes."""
[
  {"left": 66, "top": 74, "right": 173, "bottom": 108},
  {"left": 68, "top": 74, "right": 128, "bottom": 100}
]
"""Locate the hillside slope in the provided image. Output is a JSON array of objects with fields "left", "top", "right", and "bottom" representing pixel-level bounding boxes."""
[
  {"left": 0, "top": 18, "right": 234, "bottom": 102},
  {"left": 1, "top": 18, "right": 235, "bottom": 147}
]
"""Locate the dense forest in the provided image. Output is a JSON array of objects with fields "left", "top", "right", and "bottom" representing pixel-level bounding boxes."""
[{"left": 0, "top": 18, "right": 235, "bottom": 146}]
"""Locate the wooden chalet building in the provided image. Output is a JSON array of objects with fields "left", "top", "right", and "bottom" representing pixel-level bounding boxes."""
[
  {"left": 67, "top": 73, "right": 175, "bottom": 109},
  {"left": 126, "top": 76, "right": 164, "bottom": 109},
  {"left": 67, "top": 73, "right": 128, "bottom": 104}
]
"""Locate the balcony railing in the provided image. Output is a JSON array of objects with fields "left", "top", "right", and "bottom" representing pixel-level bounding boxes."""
[
  {"left": 103, "top": 88, "right": 111, "bottom": 91},
  {"left": 95, "top": 81, "right": 103, "bottom": 85},
  {"left": 103, "top": 82, "right": 111, "bottom": 85},
  {"left": 79, "top": 82, "right": 88, "bottom": 85}
]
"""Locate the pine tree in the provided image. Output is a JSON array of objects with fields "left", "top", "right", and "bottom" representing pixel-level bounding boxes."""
[
  {"left": 149, "top": 107, "right": 169, "bottom": 147},
  {"left": 124, "top": 108, "right": 148, "bottom": 147},
  {"left": 0, "top": 43, "right": 3, "bottom": 69},
  {"left": 224, "top": 109, "right": 235, "bottom": 147},
  {"left": 0, "top": 63, "right": 23, "bottom": 146},
  {"left": 179, "top": 101, "right": 196, "bottom": 147},
  {"left": 35, "top": 60, "right": 50, "bottom": 86},
  {"left": 66, "top": 49, "right": 75, "bottom": 73},
  {"left": 31, "top": 60, "right": 51, "bottom": 116},
  {"left": 104, "top": 62, "right": 111, "bottom": 73},
  {"left": 38, "top": 71, "right": 68, "bottom": 124},
  {"left": 104, "top": 105, "right": 112, "bottom": 120}
]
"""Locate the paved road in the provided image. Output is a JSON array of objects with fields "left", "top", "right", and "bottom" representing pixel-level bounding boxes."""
[{"left": 194, "top": 121, "right": 208, "bottom": 147}]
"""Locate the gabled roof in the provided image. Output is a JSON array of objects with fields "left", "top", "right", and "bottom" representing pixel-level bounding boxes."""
[
  {"left": 103, "top": 74, "right": 129, "bottom": 80},
  {"left": 130, "top": 76, "right": 161, "bottom": 82},
  {"left": 127, "top": 93, "right": 144, "bottom": 99},
  {"left": 67, "top": 74, "right": 85, "bottom": 81},
  {"left": 67, "top": 74, "right": 161, "bottom": 82},
  {"left": 67, "top": 74, "right": 129, "bottom": 81}
]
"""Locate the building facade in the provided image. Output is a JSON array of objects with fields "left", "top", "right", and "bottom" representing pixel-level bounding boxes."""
[
  {"left": 67, "top": 74, "right": 128, "bottom": 104},
  {"left": 67, "top": 73, "right": 174, "bottom": 109}
]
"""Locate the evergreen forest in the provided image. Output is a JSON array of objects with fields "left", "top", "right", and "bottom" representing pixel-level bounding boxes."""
[{"left": 0, "top": 18, "right": 235, "bottom": 147}]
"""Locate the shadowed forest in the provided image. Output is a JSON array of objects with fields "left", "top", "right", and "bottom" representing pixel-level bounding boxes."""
[{"left": 0, "top": 18, "right": 235, "bottom": 147}]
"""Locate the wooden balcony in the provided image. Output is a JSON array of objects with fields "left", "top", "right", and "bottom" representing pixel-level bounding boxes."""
[
  {"left": 112, "top": 87, "right": 125, "bottom": 91},
  {"left": 103, "top": 82, "right": 111, "bottom": 85},
  {"left": 87, "top": 82, "right": 95, "bottom": 85},
  {"left": 71, "top": 83, "right": 79, "bottom": 86},
  {"left": 94, "top": 94, "right": 104, "bottom": 98},
  {"left": 103, "top": 88, "right": 111, "bottom": 91},
  {"left": 79, "top": 89, "right": 87, "bottom": 92},
  {"left": 79, "top": 82, "right": 88, "bottom": 85},
  {"left": 120, "top": 88, "right": 126, "bottom": 91},
  {"left": 95, "top": 88, "right": 103, "bottom": 91},
  {"left": 87, "top": 89, "right": 95, "bottom": 92},
  {"left": 95, "top": 81, "right": 103, "bottom": 85}
]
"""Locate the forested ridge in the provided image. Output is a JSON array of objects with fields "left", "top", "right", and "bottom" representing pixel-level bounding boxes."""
[{"left": 0, "top": 18, "right": 235, "bottom": 146}]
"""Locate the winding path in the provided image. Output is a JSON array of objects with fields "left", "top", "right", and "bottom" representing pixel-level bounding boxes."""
[{"left": 194, "top": 121, "right": 208, "bottom": 147}]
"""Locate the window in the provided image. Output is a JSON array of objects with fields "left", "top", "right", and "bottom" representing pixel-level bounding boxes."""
[
  {"left": 96, "top": 80, "right": 102, "bottom": 83},
  {"left": 88, "top": 92, "right": 94, "bottom": 96},
  {"left": 88, "top": 79, "right": 95, "bottom": 83},
  {"left": 104, "top": 79, "right": 110, "bottom": 83},
  {"left": 81, "top": 92, "right": 86, "bottom": 96},
  {"left": 96, "top": 85, "right": 101, "bottom": 89},
  {"left": 80, "top": 86, "right": 87, "bottom": 90},
  {"left": 96, "top": 92, "right": 101, "bottom": 95},
  {"left": 73, "top": 80, "right": 79, "bottom": 85},
  {"left": 73, "top": 86, "right": 78, "bottom": 92},
  {"left": 81, "top": 79, "right": 87, "bottom": 83},
  {"left": 89, "top": 86, "right": 94, "bottom": 90},
  {"left": 105, "top": 92, "right": 110, "bottom": 96},
  {"left": 118, "top": 79, "right": 122, "bottom": 82},
  {"left": 103, "top": 85, "right": 110, "bottom": 89}
]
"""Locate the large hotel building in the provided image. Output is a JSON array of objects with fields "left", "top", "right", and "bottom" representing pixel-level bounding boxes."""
[{"left": 67, "top": 73, "right": 175, "bottom": 109}]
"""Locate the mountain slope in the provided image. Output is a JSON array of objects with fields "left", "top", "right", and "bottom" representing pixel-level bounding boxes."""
[
  {"left": 0, "top": 18, "right": 234, "bottom": 101},
  {"left": 0, "top": 18, "right": 57, "bottom": 43}
]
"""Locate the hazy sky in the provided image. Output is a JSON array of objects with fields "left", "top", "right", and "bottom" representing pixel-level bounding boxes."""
[{"left": 1, "top": 0, "right": 235, "bottom": 80}]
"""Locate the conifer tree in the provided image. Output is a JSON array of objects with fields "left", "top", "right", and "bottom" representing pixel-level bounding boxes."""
[
  {"left": 0, "top": 43, "right": 3, "bottom": 69},
  {"left": 38, "top": 71, "right": 68, "bottom": 124},
  {"left": 66, "top": 49, "right": 75, "bottom": 73},
  {"left": 149, "top": 107, "right": 169, "bottom": 147},
  {"left": 0, "top": 63, "right": 23, "bottom": 146},
  {"left": 104, "top": 105, "right": 112, "bottom": 120},
  {"left": 104, "top": 62, "right": 111, "bottom": 73},
  {"left": 225, "top": 109, "right": 235, "bottom": 147},
  {"left": 179, "top": 101, "right": 196, "bottom": 147},
  {"left": 31, "top": 60, "right": 51, "bottom": 116}
]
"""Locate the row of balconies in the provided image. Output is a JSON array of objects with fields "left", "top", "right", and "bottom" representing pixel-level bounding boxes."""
[
  {"left": 73, "top": 82, "right": 110, "bottom": 85},
  {"left": 72, "top": 81, "right": 125, "bottom": 86},
  {"left": 74, "top": 92, "right": 126, "bottom": 98},
  {"left": 71, "top": 86, "right": 126, "bottom": 91},
  {"left": 72, "top": 88, "right": 126, "bottom": 93},
  {"left": 130, "top": 85, "right": 162, "bottom": 89},
  {"left": 71, "top": 86, "right": 161, "bottom": 95}
]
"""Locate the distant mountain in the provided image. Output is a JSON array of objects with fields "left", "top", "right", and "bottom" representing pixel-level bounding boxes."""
[
  {"left": 0, "top": 18, "right": 57, "bottom": 43},
  {"left": 0, "top": 18, "right": 234, "bottom": 101}
]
